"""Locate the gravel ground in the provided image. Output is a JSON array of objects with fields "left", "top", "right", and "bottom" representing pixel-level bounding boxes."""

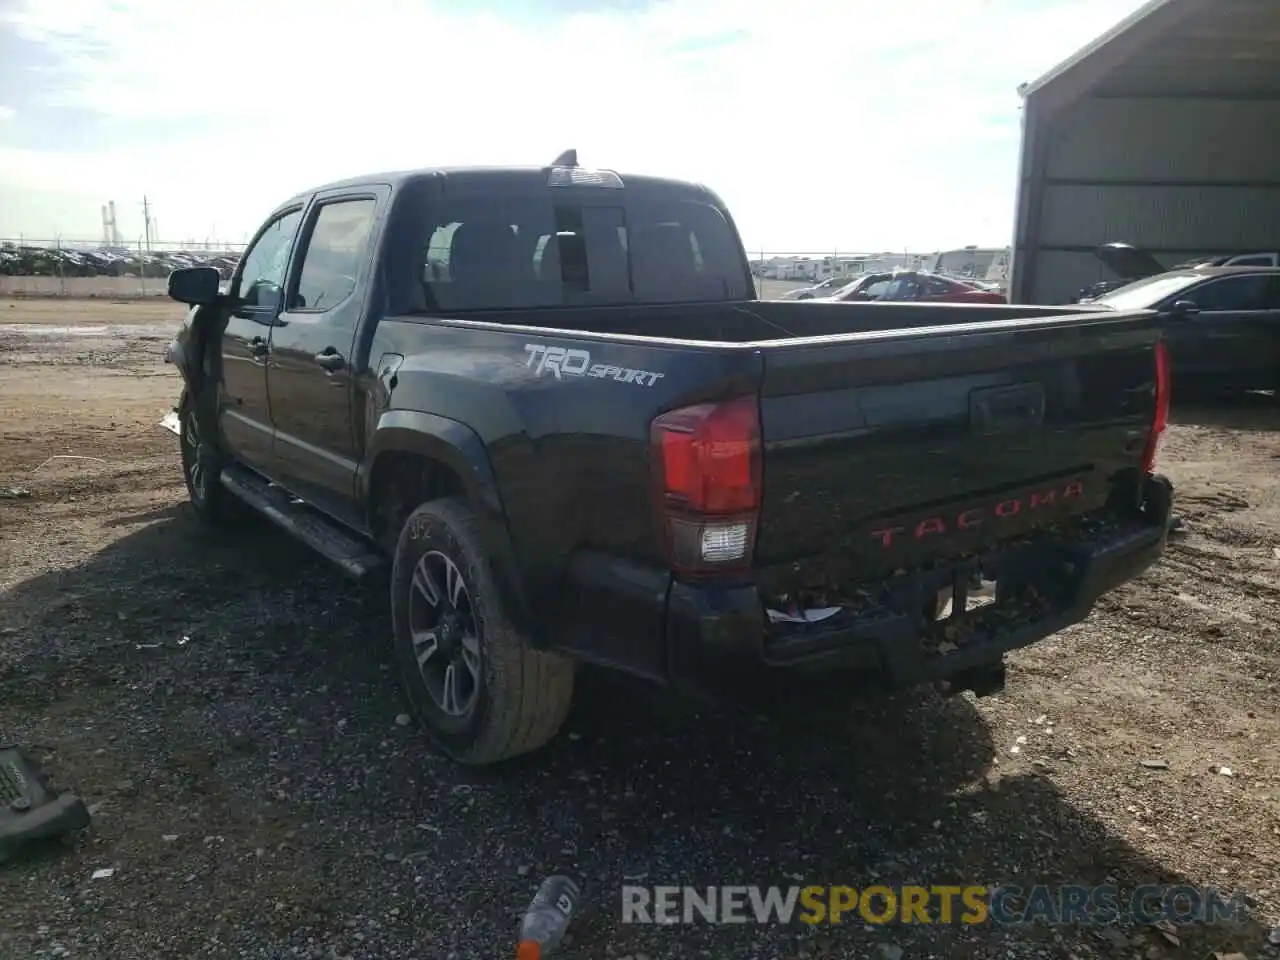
[{"left": 1, "top": 297, "right": 1279, "bottom": 960}]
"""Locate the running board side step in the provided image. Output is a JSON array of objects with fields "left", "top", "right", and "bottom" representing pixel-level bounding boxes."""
[{"left": 219, "top": 466, "right": 386, "bottom": 580}]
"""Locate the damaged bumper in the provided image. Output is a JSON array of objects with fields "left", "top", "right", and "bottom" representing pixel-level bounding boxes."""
[
  {"left": 165, "top": 334, "right": 184, "bottom": 369},
  {"left": 159, "top": 408, "right": 181, "bottom": 436},
  {"left": 159, "top": 331, "right": 190, "bottom": 437},
  {"left": 662, "top": 475, "right": 1174, "bottom": 704}
]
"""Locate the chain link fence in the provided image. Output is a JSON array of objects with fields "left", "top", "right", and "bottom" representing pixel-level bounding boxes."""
[
  {"left": 0, "top": 238, "right": 247, "bottom": 298},
  {"left": 1, "top": 238, "right": 1006, "bottom": 300}
]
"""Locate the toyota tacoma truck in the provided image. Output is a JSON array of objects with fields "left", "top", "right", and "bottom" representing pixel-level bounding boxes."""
[{"left": 162, "top": 151, "right": 1174, "bottom": 766}]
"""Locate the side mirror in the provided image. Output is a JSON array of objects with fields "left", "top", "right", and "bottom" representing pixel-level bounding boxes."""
[
  {"left": 167, "top": 266, "right": 222, "bottom": 306},
  {"left": 1170, "top": 299, "right": 1200, "bottom": 316}
]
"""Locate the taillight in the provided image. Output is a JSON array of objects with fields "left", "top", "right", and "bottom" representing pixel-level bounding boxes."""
[
  {"left": 650, "top": 395, "right": 762, "bottom": 577},
  {"left": 1141, "top": 339, "right": 1170, "bottom": 474}
]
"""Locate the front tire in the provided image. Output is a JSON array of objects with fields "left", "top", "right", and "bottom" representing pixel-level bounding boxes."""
[
  {"left": 390, "top": 497, "right": 575, "bottom": 765},
  {"left": 178, "top": 389, "right": 236, "bottom": 525}
]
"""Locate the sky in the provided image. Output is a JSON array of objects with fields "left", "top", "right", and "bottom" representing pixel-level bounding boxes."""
[{"left": 0, "top": 0, "right": 1151, "bottom": 253}]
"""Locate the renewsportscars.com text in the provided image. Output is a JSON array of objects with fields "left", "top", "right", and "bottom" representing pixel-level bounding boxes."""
[{"left": 621, "top": 884, "right": 1251, "bottom": 926}]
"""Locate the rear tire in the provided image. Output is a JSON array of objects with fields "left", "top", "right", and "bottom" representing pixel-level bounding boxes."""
[{"left": 390, "top": 497, "right": 575, "bottom": 765}]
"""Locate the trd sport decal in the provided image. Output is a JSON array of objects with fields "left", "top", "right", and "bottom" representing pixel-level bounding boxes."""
[{"left": 523, "top": 344, "right": 665, "bottom": 386}]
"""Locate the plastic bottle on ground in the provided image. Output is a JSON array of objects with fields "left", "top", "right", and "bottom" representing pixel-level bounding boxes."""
[{"left": 515, "top": 874, "right": 581, "bottom": 959}]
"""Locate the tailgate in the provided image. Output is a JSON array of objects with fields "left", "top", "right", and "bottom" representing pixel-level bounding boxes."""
[{"left": 754, "top": 311, "right": 1161, "bottom": 584}]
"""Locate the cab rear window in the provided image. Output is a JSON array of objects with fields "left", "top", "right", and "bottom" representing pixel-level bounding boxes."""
[{"left": 390, "top": 190, "right": 749, "bottom": 312}]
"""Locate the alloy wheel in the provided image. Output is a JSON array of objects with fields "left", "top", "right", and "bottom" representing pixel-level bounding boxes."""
[
  {"left": 408, "top": 550, "right": 482, "bottom": 717},
  {"left": 182, "top": 407, "right": 206, "bottom": 503}
]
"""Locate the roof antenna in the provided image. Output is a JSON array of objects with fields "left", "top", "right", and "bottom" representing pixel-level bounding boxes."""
[{"left": 551, "top": 149, "right": 578, "bottom": 167}]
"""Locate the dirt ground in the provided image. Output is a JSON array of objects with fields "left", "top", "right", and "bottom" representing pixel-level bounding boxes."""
[{"left": 1, "top": 296, "right": 1278, "bottom": 960}]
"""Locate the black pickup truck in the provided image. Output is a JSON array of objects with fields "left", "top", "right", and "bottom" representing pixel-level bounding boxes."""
[{"left": 163, "top": 153, "right": 1174, "bottom": 765}]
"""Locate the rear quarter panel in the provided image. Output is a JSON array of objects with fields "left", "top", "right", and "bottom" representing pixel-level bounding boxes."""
[{"left": 364, "top": 316, "right": 763, "bottom": 622}]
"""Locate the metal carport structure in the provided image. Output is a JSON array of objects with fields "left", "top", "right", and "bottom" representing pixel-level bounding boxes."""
[{"left": 1010, "top": 0, "right": 1280, "bottom": 304}]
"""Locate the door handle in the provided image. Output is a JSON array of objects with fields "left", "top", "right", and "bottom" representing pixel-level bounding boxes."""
[
  {"left": 249, "top": 336, "right": 269, "bottom": 358},
  {"left": 313, "top": 347, "right": 345, "bottom": 372}
]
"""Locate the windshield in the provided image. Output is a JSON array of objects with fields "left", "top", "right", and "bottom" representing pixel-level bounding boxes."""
[{"left": 1092, "top": 272, "right": 1201, "bottom": 310}]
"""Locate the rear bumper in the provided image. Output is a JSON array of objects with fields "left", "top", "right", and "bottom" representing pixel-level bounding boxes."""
[{"left": 660, "top": 474, "right": 1173, "bottom": 703}]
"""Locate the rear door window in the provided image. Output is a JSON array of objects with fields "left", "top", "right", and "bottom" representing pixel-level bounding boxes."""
[
  {"left": 292, "top": 198, "right": 377, "bottom": 311},
  {"left": 407, "top": 190, "right": 748, "bottom": 312}
]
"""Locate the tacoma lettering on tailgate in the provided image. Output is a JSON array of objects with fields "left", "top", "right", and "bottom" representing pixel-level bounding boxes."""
[
  {"left": 524, "top": 343, "right": 665, "bottom": 386},
  {"left": 870, "top": 480, "right": 1086, "bottom": 548}
]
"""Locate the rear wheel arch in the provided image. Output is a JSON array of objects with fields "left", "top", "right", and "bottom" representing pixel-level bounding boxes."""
[
  {"left": 368, "top": 450, "right": 468, "bottom": 551},
  {"left": 364, "top": 414, "right": 534, "bottom": 636}
]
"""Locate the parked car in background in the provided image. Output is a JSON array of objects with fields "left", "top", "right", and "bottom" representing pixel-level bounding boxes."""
[
  {"left": 777, "top": 275, "right": 854, "bottom": 300},
  {"left": 1176, "top": 252, "right": 1280, "bottom": 269},
  {"left": 820, "top": 273, "right": 894, "bottom": 301},
  {"left": 1072, "top": 243, "right": 1280, "bottom": 303},
  {"left": 962, "top": 278, "right": 1007, "bottom": 295},
  {"left": 877, "top": 270, "right": 1008, "bottom": 304},
  {"left": 819, "top": 271, "right": 1006, "bottom": 304},
  {"left": 1088, "top": 265, "right": 1280, "bottom": 392}
]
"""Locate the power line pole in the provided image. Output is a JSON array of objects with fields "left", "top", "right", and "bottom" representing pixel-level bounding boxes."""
[{"left": 141, "top": 195, "right": 153, "bottom": 251}]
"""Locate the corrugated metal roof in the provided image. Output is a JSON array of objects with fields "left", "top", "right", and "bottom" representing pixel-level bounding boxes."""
[
  {"left": 1019, "top": 0, "right": 1183, "bottom": 100},
  {"left": 1021, "top": 0, "right": 1280, "bottom": 116}
]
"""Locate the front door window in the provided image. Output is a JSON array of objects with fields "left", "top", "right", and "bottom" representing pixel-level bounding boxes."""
[{"left": 235, "top": 209, "right": 303, "bottom": 309}]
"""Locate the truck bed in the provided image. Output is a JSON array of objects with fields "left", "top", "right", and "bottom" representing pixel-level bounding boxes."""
[
  {"left": 375, "top": 301, "right": 1161, "bottom": 595},
  {"left": 402, "top": 298, "right": 1104, "bottom": 343}
]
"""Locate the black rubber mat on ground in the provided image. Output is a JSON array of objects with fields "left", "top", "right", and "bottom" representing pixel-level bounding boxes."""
[{"left": 0, "top": 746, "right": 90, "bottom": 864}]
